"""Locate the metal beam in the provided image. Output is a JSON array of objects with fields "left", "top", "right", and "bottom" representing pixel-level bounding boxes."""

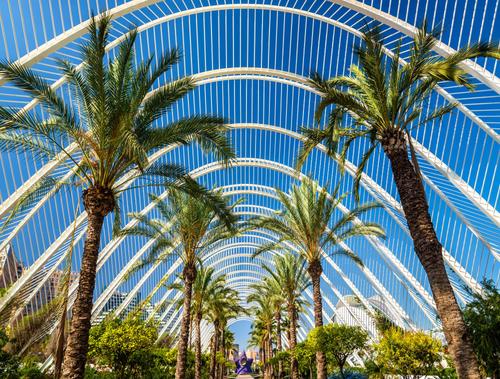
[
  {"left": 330, "top": 0, "right": 500, "bottom": 94},
  {"left": 94, "top": 195, "right": 414, "bottom": 332}
]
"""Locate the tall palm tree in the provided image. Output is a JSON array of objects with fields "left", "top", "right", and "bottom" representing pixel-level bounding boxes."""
[
  {"left": 218, "top": 327, "right": 236, "bottom": 379},
  {"left": 262, "top": 253, "right": 311, "bottom": 379},
  {"left": 0, "top": 15, "right": 235, "bottom": 378},
  {"left": 252, "top": 178, "right": 384, "bottom": 379},
  {"left": 248, "top": 290, "right": 275, "bottom": 379},
  {"left": 299, "top": 24, "right": 499, "bottom": 379},
  {"left": 190, "top": 266, "right": 227, "bottom": 379},
  {"left": 120, "top": 190, "right": 239, "bottom": 379},
  {"left": 250, "top": 277, "right": 286, "bottom": 378},
  {"left": 205, "top": 283, "right": 242, "bottom": 379}
]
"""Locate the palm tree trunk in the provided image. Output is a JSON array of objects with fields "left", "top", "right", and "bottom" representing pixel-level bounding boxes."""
[
  {"left": 219, "top": 329, "right": 225, "bottom": 379},
  {"left": 62, "top": 186, "right": 114, "bottom": 379},
  {"left": 175, "top": 264, "right": 197, "bottom": 379},
  {"left": 266, "top": 330, "right": 273, "bottom": 379},
  {"left": 194, "top": 312, "right": 203, "bottom": 379},
  {"left": 189, "top": 317, "right": 193, "bottom": 349},
  {"left": 262, "top": 340, "right": 270, "bottom": 379},
  {"left": 53, "top": 308, "right": 67, "bottom": 379},
  {"left": 210, "top": 324, "right": 219, "bottom": 379},
  {"left": 275, "top": 311, "right": 283, "bottom": 379},
  {"left": 287, "top": 303, "right": 299, "bottom": 379},
  {"left": 382, "top": 132, "right": 480, "bottom": 379},
  {"left": 307, "top": 259, "right": 327, "bottom": 379}
]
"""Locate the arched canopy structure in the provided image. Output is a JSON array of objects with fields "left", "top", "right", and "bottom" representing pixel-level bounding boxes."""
[{"left": 0, "top": 0, "right": 498, "bottom": 353}]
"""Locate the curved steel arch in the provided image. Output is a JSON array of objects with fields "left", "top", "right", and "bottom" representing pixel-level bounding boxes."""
[
  {"left": 102, "top": 204, "right": 395, "bottom": 339},
  {"left": 4, "top": 0, "right": 495, "bottom": 369},
  {"left": 1, "top": 68, "right": 495, "bottom": 267},
  {"left": 7, "top": 117, "right": 472, "bottom": 321},
  {"left": 199, "top": 255, "right": 384, "bottom": 339},
  {"left": 1, "top": 6, "right": 498, "bottom": 230},
  {"left": 155, "top": 244, "right": 377, "bottom": 337},
  {"left": 1, "top": 154, "right": 436, "bottom": 330},
  {"left": 4, "top": 1, "right": 497, "bottom": 93},
  {"left": 0, "top": 115, "right": 487, "bottom": 316},
  {"left": 99, "top": 196, "right": 419, "bottom": 333},
  {"left": 121, "top": 235, "right": 374, "bottom": 336}
]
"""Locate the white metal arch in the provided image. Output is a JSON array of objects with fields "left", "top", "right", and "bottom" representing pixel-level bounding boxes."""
[
  {"left": 120, "top": 235, "right": 375, "bottom": 337},
  {"left": 1, "top": 67, "right": 495, "bottom": 271},
  {"left": 1, "top": 5, "right": 498, "bottom": 230},
  {"left": 90, "top": 179, "right": 419, "bottom": 325},
  {"left": 6, "top": 117, "right": 472, "bottom": 321},
  {"left": 0, "top": 114, "right": 487, "bottom": 318},
  {"left": 144, "top": 227, "right": 381, "bottom": 331},
  {"left": 102, "top": 200, "right": 418, "bottom": 334},
  {"left": 157, "top": 243, "right": 377, "bottom": 336},
  {"left": 3, "top": 1, "right": 497, "bottom": 94},
  {"left": 1, "top": 154, "right": 437, "bottom": 331}
]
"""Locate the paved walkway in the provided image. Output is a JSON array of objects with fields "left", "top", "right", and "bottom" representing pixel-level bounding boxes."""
[{"left": 236, "top": 376, "right": 254, "bottom": 379}]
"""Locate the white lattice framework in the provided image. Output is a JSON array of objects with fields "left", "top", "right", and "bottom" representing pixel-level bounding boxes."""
[{"left": 0, "top": 0, "right": 498, "bottom": 360}]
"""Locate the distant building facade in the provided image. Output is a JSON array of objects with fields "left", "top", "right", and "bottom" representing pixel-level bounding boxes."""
[
  {"left": 26, "top": 268, "right": 79, "bottom": 314},
  {"left": 246, "top": 349, "right": 259, "bottom": 362},
  {"left": 93, "top": 291, "right": 141, "bottom": 324},
  {"left": 0, "top": 245, "right": 24, "bottom": 289},
  {"left": 1, "top": 244, "right": 79, "bottom": 318}
]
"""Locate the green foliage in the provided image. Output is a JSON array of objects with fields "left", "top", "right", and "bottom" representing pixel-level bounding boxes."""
[
  {"left": 0, "top": 13, "right": 236, "bottom": 232},
  {"left": 121, "top": 189, "right": 239, "bottom": 275},
  {"left": 270, "top": 350, "right": 290, "bottom": 365},
  {"left": 252, "top": 178, "right": 384, "bottom": 265},
  {"left": 295, "top": 340, "right": 316, "bottom": 378},
  {"left": 0, "top": 329, "right": 48, "bottom": 379},
  {"left": 373, "top": 310, "right": 403, "bottom": 334},
  {"left": 6, "top": 297, "right": 61, "bottom": 355},
  {"left": 328, "top": 370, "right": 367, "bottom": 379},
  {"left": 84, "top": 367, "right": 116, "bottom": 379},
  {"left": 308, "top": 323, "right": 368, "bottom": 377},
  {"left": 300, "top": 23, "right": 499, "bottom": 200},
  {"left": 261, "top": 253, "right": 311, "bottom": 315},
  {"left": 367, "top": 327, "right": 443, "bottom": 378},
  {"left": 0, "top": 344, "right": 20, "bottom": 379},
  {"left": 463, "top": 279, "right": 500, "bottom": 378},
  {"left": 87, "top": 317, "right": 158, "bottom": 376},
  {"left": 86, "top": 317, "right": 211, "bottom": 378},
  {"left": 18, "top": 355, "right": 49, "bottom": 379}
]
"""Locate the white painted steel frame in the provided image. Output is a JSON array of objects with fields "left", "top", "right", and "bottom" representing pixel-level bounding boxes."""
[
  {"left": 1, "top": 69, "right": 495, "bottom": 292},
  {"left": 0, "top": 77, "right": 488, "bottom": 315},
  {"left": 3, "top": 1, "right": 497, "bottom": 92},
  {"left": 91, "top": 178, "right": 429, "bottom": 332},
  {"left": 1, "top": 4, "right": 497, "bottom": 227}
]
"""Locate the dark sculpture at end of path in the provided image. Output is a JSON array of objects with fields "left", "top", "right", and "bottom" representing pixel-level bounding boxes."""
[{"left": 235, "top": 352, "right": 253, "bottom": 374}]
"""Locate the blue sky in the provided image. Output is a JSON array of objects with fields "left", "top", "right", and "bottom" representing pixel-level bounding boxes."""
[
  {"left": 230, "top": 320, "right": 252, "bottom": 352},
  {"left": 0, "top": 0, "right": 498, "bottom": 339}
]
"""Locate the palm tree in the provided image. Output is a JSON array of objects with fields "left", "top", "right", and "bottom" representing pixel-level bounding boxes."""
[
  {"left": 262, "top": 253, "right": 311, "bottom": 379},
  {"left": 252, "top": 178, "right": 384, "bottom": 379},
  {"left": 205, "top": 286, "right": 243, "bottom": 379},
  {"left": 119, "top": 189, "right": 239, "bottom": 379},
  {"left": 299, "top": 24, "right": 499, "bottom": 379},
  {"left": 189, "top": 266, "right": 227, "bottom": 379},
  {"left": 249, "top": 277, "right": 286, "bottom": 378},
  {"left": 0, "top": 15, "right": 235, "bottom": 378},
  {"left": 248, "top": 288, "right": 277, "bottom": 379},
  {"left": 218, "top": 327, "right": 236, "bottom": 379}
]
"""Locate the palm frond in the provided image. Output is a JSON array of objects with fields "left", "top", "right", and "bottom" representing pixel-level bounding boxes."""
[
  {"left": 353, "top": 143, "right": 377, "bottom": 202},
  {"left": 137, "top": 77, "right": 196, "bottom": 128},
  {"left": 1, "top": 175, "right": 70, "bottom": 231},
  {"left": 0, "top": 62, "right": 79, "bottom": 132},
  {"left": 329, "top": 248, "right": 364, "bottom": 267}
]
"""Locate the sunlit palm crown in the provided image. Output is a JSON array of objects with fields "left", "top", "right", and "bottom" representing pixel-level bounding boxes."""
[{"left": 0, "top": 0, "right": 498, "bottom": 359}]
